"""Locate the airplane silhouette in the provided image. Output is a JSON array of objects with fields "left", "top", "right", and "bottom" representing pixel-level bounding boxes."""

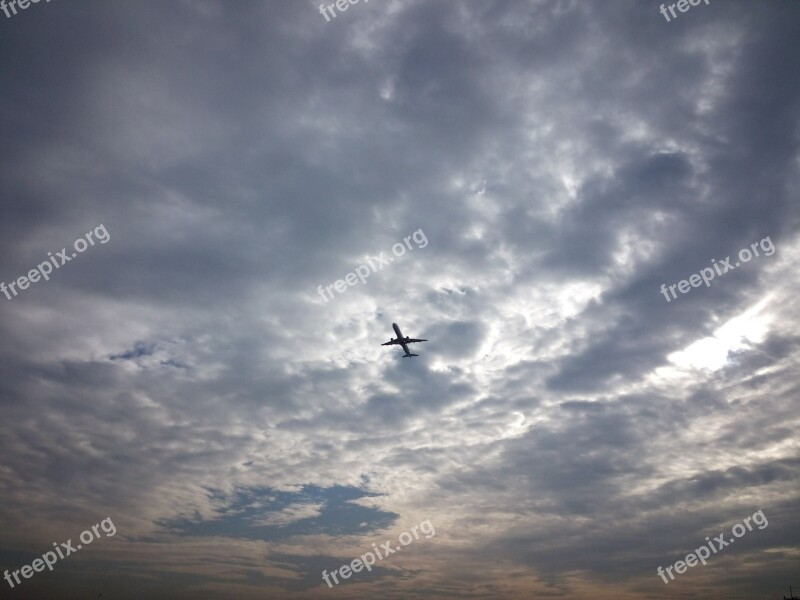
[{"left": 381, "top": 323, "right": 427, "bottom": 357}]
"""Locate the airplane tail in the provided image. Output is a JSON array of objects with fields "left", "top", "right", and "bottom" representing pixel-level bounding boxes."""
[{"left": 403, "top": 354, "right": 419, "bottom": 358}]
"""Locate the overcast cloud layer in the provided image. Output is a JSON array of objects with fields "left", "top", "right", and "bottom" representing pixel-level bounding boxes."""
[{"left": 1, "top": 1, "right": 799, "bottom": 599}]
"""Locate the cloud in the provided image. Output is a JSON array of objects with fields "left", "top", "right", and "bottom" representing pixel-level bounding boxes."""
[{"left": 0, "top": 0, "right": 798, "bottom": 598}]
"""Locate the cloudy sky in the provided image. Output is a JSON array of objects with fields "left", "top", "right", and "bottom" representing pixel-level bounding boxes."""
[{"left": 1, "top": 1, "right": 799, "bottom": 598}]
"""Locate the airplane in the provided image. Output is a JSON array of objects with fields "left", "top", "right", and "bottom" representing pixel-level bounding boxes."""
[{"left": 381, "top": 322, "right": 427, "bottom": 357}]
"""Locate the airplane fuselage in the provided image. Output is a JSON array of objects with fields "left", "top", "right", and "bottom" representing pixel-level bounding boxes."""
[{"left": 392, "top": 323, "right": 411, "bottom": 355}]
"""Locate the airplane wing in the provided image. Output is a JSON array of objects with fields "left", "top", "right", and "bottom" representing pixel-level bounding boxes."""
[
  {"left": 381, "top": 339, "right": 402, "bottom": 346},
  {"left": 405, "top": 338, "right": 427, "bottom": 343}
]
